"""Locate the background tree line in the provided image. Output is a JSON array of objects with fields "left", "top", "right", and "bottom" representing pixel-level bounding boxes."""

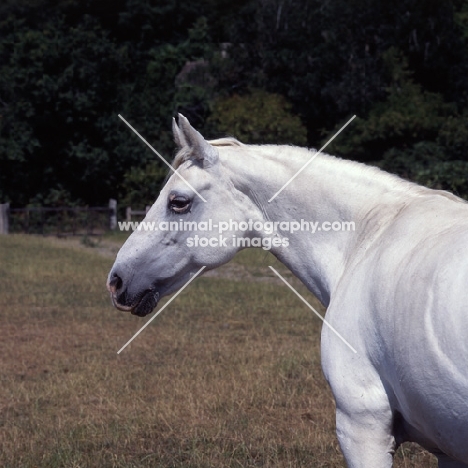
[{"left": 2, "top": 0, "right": 468, "bottom": 208}]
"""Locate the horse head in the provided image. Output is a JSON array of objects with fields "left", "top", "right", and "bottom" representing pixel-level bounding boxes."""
[{"left": 107, "top": 115, "right": 262, "bottom": 316}]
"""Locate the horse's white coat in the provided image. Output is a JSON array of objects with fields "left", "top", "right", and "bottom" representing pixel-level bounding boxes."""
[{"left": 108, "top": 116, "right": 468, "bottom": 467}]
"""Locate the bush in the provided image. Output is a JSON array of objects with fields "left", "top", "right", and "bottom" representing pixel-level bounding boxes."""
[
  {"left": 120, "top": 161, "right": 167, "bottom": 208},
  {"left": 208, "top": 89, "right": 307, "bottom": 146}
]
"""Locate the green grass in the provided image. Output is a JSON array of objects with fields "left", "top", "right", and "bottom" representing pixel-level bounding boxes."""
[{"left": 0, "top": 234, "right": 437, "bottom": 467}]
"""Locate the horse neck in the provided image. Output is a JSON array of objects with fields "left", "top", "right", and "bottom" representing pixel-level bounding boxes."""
[{"left": 219, "top": 144, "right": 418, "bottom": 306}]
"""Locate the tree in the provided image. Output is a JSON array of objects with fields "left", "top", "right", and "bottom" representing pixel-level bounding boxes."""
[
  {"left": 2, "top": 0, "right": 468, "bottom": 206},
  {"left": 331, "top": 47, "right": 468, "bottom": 198},
  {"left": 0, "top": 2, "right": 217, "bottom": 206},
  {"left": 222, "top": 0, "right": 468, "bottom": 146}
]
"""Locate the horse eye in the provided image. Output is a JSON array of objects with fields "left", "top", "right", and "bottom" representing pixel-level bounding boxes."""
[{"left": 169, "top": 196, "right": 191, "bottom": 213}]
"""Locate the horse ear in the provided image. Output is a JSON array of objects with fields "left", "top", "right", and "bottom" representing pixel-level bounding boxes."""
[
  {"left": 176, "top": 114, "right": 218, "bottom": 167},
  {"left": 172, "top": 117, "right": 187, "bottom": 150}
]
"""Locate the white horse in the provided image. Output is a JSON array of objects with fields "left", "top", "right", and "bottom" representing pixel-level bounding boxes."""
[{"left": 107, "top": 115, "right": 468, "bottom": 467}]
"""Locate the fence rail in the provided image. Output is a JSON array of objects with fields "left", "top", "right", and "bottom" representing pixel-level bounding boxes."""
[
  {"left": 126, "top": 205, "right": 150, "bottom": 221},
  {"left": 0, "top": 199, "right": 154, "bottom": 236},
  {"left": 1, "top": 199, "right": 118, "bottom": 236}
]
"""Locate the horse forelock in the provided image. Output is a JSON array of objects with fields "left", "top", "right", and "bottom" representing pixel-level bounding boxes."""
[
  {"left": 171, "top": 137, "right": 244, "bottom": 170},
  {"left": 171, "top": 147, "right": 192, "bottom": 170}
]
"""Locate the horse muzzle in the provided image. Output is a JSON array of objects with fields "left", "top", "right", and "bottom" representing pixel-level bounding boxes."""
[{"left": 109, "top": 288, "right": 160, "bottom": 317}]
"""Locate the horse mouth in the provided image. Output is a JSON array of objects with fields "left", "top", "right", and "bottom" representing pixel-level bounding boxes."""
[{"left": 111, "top": 289, "right": 160, "bottom": 317}]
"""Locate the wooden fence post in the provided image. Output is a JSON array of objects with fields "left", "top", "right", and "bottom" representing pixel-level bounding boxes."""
[
  {"left": 109, "top": 199, "right": 117, "bottom": 230},
  {"left": 0, "top": 203, "right": 9, "bottom": 235},
  {"left": 126, "top": 207, "right": 131, "bottom": 221}
]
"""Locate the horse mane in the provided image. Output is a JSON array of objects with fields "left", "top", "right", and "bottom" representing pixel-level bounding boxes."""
[
  {"left": 324, "top": 152, "right": 466, "bottom": 203},
  {"left": 170, "top": 139, "right": 466, "bottom": 204},
  {"left": 208, "top": 137, "right": 244, "bottom": 147}
]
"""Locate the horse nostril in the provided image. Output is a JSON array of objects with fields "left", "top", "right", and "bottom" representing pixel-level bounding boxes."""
[{"left": 108, "top": 272, "right": 123, "bottom": 292}]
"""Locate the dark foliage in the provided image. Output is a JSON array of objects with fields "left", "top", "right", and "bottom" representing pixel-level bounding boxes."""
[{"left": 1, "top": 0, "right": 468, "bottom": 206}]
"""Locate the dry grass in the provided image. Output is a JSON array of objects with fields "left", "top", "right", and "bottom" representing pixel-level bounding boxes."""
[{"left": 0, "top": 235, "right": 437, "bottom": 467}]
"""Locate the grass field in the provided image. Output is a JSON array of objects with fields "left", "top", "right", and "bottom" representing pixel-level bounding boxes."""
[{"left": 0, "top": 234, "right": 437, "bottom": 467}]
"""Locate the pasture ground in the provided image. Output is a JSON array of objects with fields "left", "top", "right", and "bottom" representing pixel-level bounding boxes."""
[{"left": 0, "top": 234, "right": 437, "bottom": 467}]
